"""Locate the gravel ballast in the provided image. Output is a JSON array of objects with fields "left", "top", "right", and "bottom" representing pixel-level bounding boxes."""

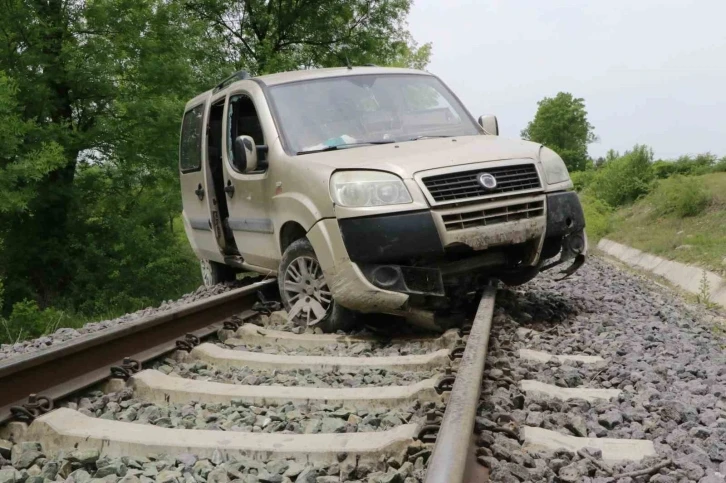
[
  {"left": 0, "top": 440, "right": 433, "bottom": 483},
  {"left": 59, "top": 388, "right": 435, "bottom": 435},
  {"left": 476, "top": 258, "right": 726, "bottom": 483},
  {"left": 217, "top": 340, "right": 441, "bottom": 358},
  {"left": 149, "top": 359, "right": 438, "bottom": 388}
]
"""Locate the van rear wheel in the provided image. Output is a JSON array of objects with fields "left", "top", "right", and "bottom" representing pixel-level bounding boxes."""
[
  {"left": 278, "top": 238, "right": 354, "bottom": 333},
  {"left": 200, "top": 259, "right": 237, "bottom": 288}
]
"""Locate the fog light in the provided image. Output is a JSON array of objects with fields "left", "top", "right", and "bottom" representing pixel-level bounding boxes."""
[{"left": 371, "top": 265, "right": 400, "bottom": 288}]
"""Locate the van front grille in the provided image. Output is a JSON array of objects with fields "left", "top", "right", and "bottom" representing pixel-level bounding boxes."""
[
  {"left": 422, "top": 164, "right": 541, "bottom": 203},
  {"left": 442, "top": 200, "right": 545, "bottom": 231}
]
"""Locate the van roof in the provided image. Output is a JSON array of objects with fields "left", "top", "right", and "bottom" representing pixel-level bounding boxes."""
[
  {"left": 255, "top": 66, "right": 430, "bottom": 86},
  {"left": 184, "top": 66, "right": 431, "bottom": 111}
]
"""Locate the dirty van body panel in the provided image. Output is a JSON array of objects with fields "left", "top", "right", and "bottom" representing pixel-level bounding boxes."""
[
  {"left": 221, "top": 81, "right": 279, "bottom": 270},
  {"left": 179, "top": 99, "right": 226, "bottom": 264},
  {"left": 294, "top": 136, "right": 542, "bottom": 183}
]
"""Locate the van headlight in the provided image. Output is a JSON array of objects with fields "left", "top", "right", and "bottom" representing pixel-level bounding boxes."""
[
  {"left": 540, "top": 147, "right": 570, "bottom": 185},
  {"left": 330, "top": 171, "right": 413, "bottom": 207}
]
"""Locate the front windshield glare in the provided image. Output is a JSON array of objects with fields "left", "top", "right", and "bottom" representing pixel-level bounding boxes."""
[{"left": 268, "top": 74, "right": 481, "bottom": 154}]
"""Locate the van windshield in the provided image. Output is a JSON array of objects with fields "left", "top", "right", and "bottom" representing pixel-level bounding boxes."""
[{"left": 267, "top": 74, "right": 481, "bottom": 155}]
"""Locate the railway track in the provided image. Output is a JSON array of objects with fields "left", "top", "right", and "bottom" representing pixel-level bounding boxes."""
[{"left": 0, "top": 275, "right": 683, "bottom": 483}]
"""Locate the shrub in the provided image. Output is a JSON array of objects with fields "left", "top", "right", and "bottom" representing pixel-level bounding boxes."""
[
  {"left": 587, "top": 145, "right": 654, "bottom": 207},
  {"left": 580, "top": 194, "right": 613, "bottom": 240},
  {"left": 647, "top": 175, "right": 711, "bottom": 218},
  {"left": 571, "top": 170, "right": 596, "bottom": 192},
  {"left": 0, "top": 299, "right": 66, "bottom": 344},
  {"left": 653, "top": 153, "right": 718, "bottom": 179},
  {"left": 712, "top": 156, "right": 726, "bottom": 173}
]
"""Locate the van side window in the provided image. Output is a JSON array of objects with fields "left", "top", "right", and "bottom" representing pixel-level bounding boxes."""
[
  {"left": 179, "top": 104, "right": 205, "bottom": 172},
  {"left": 227, "top": 94, "right": 266, "bottom": 168}
]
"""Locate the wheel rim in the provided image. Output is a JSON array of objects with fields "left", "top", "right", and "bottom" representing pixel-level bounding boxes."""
[
  {"left": 200, "top": 260, "right": 214, "bottom": 288},
  {"left": 283, "top": 256, "right": 332, "bottom": 326}
]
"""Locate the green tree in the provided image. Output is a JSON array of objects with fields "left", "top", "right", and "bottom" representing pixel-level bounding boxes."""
[
  {"left": 0, "top": 0, "right": 225, "bottom": 313},
  {"left": 521, "top": 92, "right": 597, "bottom": 172},
  {"left": 0, "top": 72, "right": 66, "bottom": 215},
  {"left": 183, "top": 0, "right": 431, "bottom": 74}
]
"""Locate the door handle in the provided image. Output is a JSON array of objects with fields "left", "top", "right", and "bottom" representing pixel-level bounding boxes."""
[
  {"left": 224, "top": 180, "right": 235, "bottom": 198},
  {"left": 194, "top": 184, "right": 204, "bottom": 200}
]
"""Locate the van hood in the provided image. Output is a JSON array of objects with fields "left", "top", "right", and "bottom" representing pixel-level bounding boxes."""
[{"left": 302, "top": 135, "right": 543, "bottom": 179}]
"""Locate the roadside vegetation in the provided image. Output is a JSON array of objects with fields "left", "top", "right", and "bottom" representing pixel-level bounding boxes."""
[
  {"left": 575, "top": 151, "right": 726, "bottom": 274},
  {"left": 605, "top": 172, "right": 726, "bottom": 275},
  {"left": 523, "top": 95, "right": 726, "bottom": 276}
]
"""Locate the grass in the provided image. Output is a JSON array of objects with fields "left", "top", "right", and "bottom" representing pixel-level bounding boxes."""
[{"left": 606, "top": 172, "right": 726, "bottom": 275}]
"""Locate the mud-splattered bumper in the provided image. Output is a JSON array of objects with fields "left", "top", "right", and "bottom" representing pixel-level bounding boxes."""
[
  {"left": 307, "top": 191, "right": 587, "bottom": 313},
  {"left": 306, "top": 218, "right": 410, "bottom": 314},
  {"left": 540, "top": 191, "right": 588, "bottom": 278}
]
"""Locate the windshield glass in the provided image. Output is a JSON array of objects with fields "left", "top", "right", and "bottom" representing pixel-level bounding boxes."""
[{"left": 268, "top": 74, "right": 481, "bottom": 154}]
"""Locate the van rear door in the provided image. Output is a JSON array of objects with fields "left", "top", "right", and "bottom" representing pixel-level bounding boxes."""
[{"left": 179, "top": 101, "right": 225, "bottom": 263}]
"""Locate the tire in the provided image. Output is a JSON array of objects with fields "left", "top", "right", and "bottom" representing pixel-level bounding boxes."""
[
  {"left": 278, "top": 238, "right": 354, "bottom": 333},
  {"left": 200, "top": 259, "right": 237, "bottom": 288},
  {"left": 497, "top": 267, "right": 540, "bottom": 287}
]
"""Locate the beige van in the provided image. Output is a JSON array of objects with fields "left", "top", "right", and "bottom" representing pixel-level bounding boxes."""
[{"left": 179, "top": 67, "right": 586, "bottom": 332}]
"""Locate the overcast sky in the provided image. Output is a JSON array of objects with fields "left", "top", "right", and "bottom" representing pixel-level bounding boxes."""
[{"left": 408, "top": 0, "right": 726, "bottom": 160}]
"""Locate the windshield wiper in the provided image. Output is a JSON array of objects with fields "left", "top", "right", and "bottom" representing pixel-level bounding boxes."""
[
  {"left": 297, "top": 140, "right": 395, "bottom": 155},
  {"left": 408, "top": 135, "right": 454, "bottom": 141}
]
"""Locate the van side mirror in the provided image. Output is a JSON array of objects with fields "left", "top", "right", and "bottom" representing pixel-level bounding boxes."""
[
  {"left": 478, "top": 115, "right": 499, "bottom": 136},
  {"left": 232, "top": 135, "right": 258, "bottom": 172}
]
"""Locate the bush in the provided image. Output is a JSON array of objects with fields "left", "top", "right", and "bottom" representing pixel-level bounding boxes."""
[
  {"left": 571, "top": 170, "right": 596, "bottom": 192},
  {"left": 587, "top": 145, "right": 654, "bottom": 207},
  {"left": 0, "top": 298, "right": 66, "bottom": 344},
  {"left": 653, "top": 153, "right": 718, "bottom": 179},
  {"left": 580, "top": 194, "right": 613, "bottom": 240},
  {"left": 647, "top": 175, "right": 711, "bottom": 218},
  {"left": 712, "top": 156, "right": 726, "bottom": 173}
]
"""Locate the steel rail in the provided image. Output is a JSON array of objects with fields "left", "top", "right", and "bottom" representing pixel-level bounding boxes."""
[
  {"left": 0, "top": 279, "right": 274, "bottom": 424},
  {"left": 425, "top": 285, "right": 496, "bottom": 483}
]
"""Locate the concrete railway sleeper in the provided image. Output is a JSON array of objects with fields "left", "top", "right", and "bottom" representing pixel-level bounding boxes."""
[{"left": 1, "top": 264, "right": 722, "bottom": 483}]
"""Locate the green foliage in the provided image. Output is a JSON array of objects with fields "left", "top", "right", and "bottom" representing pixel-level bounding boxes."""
[
  {"left": 586, "top": 145, "right": 655, "bottom": 207},
  {"left": 696, "top": 270, "right": 714, "bottom": 307},
  {"left": 646, "top": 175, "right": 711, "bottom": 218},
  {"left": 652, "top": 153, "right": 719, "bottom": 179},
  {"left": 521, "top": 92, "right": 597, "bottom": 172},
  {"left": 0, "top": 299, "right": 66, "bottom": 344},
  {"left": 606, "top": 173, "right": 726, "bottom": 276},
  {"left": 0, "top": 0, "right": 222, "bottom": 320},
  {"left": 580, "top": 195, "right": 613, "bottom": 240},
  {"left": 184, "top": 0, "right": 431, "bottom": 74},
  {"left": 712, "top": 157, "right": 726, "bottom": 173},
  {"left": 62, "top": 165, "right": 201, "bottom": 315},
  {"left": 571, "top": 170, "right": 596, "bottom": 192},
  {"left": 0, "top": 280, "right": 65, "bottom": 343},
  {"left": 0, "top": 72, "right": 67, "bottom": 214}
]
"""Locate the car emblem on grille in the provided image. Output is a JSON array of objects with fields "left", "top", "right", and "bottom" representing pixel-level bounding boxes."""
[{"left": 478, "top": 172, "right": 497, "bottom": 190}]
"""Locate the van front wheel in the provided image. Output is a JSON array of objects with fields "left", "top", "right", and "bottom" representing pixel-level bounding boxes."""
[
  {"left": 278, "top": 238, "right": 354, "bottom": 333},
  {"left": 200, "top": 259, "right": 237, "bottom": 288}
]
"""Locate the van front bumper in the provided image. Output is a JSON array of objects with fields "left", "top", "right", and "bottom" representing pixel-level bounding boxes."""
[{"left": 307, "top": 191, "right": 586, "bottom": 313}]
